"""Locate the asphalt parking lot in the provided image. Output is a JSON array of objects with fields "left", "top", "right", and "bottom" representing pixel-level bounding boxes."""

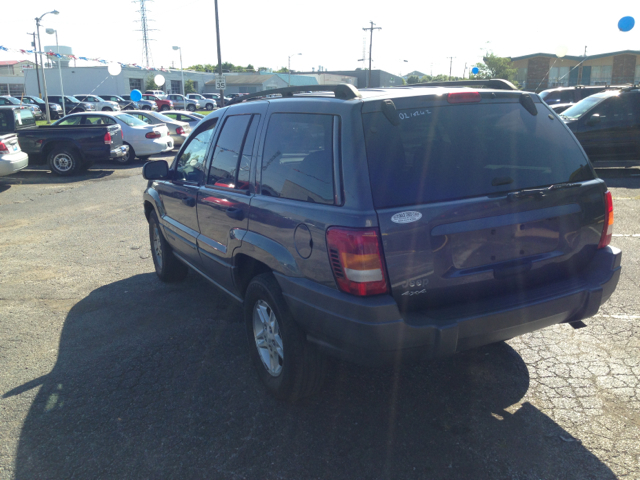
[{"left": 0, "top": 159, "right": 639, "bottom": 479}]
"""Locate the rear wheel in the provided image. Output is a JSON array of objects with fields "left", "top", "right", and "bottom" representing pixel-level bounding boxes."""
[
  {"left": 148, "top": 211, "right": 188, "bottom": 282},
  {"left": 206, "top": 103, "right": 214, "bottom": 111},
  {"left": 48, "top": 146, "right": 81, "bottom": 176},
  {"left": 245, "top": 273, "right": 326, "bottom": 401},
  {"left": 116, "top": 143, "right": 135, "bottom": 165},
  {"left": 102, "top": 107, "right": 113, "bottom": 111},
  {"left": 143, "top": 105, "right": 151, "bottom": 111}
]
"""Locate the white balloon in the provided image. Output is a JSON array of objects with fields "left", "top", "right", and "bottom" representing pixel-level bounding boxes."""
[
  {"left": 107, "top": 63, "right": 122, "bottom": 76},
  {"left": 154, "top": 74, "right": 166, "bottom": 86},
  {"left": 556, "top": 46, "right": 568, "bottom": 58}
]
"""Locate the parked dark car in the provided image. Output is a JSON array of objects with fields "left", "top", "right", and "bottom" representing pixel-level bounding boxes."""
[
  {"left": 2, "top": 106, "right": 127, "bottom": 175},
  {"left": 202, "top": 93, "right": 231, "bottom": 107},
  {"left": 141, "top": 82, "right": 621, "bottom": 401},
  {"left": 539, "top": 85, "right": 624, "bottom": 113},
  {"left": 13, "top": 95, "right": 64, "bottom": 119},
  {"left": 100, "top": 94, "right": 139, "bottom": 111},
  {"left": 48, "top": 95, "right": 96, "bottom": 114},
  {"left": 0, "top": 95, "right": 42, "bottom": 119},
  {"left": 562, "top": 86, "right": 640, "bottom": 165},
  {"left": 122, "top": 94, "right": 158, "bottom": 111}
]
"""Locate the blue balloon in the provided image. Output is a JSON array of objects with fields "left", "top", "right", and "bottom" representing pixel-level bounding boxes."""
[
  {"left": 471, "top": 67, "right": 479, "bottom": 75},
  {"left": 130, "top": 89, "right": 142, "bottom": 102},
  {"left": 618, "top": 16, "right": 635, "bottom": 32}
]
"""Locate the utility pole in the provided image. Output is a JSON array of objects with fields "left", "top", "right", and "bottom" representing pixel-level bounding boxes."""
[
  {"left": 447, "top": 56, "right": 456, "bottom": 81},
  {"left": 463, "top": 62, "right": 467, "bottom": 79},
  {"left": 214, "top": 0, "right": 224, "bottom": 107},
  {"left": 28, "top": 32, "right": 42, "bottom": 98},
  {"left": 362, "top": 21, "right": 381, "bottom": 88}
]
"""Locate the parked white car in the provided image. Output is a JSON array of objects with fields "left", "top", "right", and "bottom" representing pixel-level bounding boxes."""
[
  {"left": 55, "top": 112, "right": 173, "bottom": 164},
  {"left": 0, "top": 133, "right": 28, "bottom": 176},
  {"left": 74, "top": 94, "right": 121, "bottom": 112},
  {"left": 126, "top": 110, "right": 191, "bottom": 147},
  {"left": 186, "top": 93, "right": 216, "bottom": 110},
  {"left": 166, "top": 94, "right": 198, "bottom": 112}
]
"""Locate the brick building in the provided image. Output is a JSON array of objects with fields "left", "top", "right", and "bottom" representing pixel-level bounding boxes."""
[{"left": 510, "top": 50, "right": 640, "bottom": 92}]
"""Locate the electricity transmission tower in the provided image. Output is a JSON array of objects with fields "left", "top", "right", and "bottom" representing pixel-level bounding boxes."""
[{"left": 135, "top": 0, "right": 156, "bottom": 68}]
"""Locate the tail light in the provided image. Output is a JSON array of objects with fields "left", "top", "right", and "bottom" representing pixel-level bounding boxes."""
[
  {"left": 326, "top": 227, "right": 388, "bottom": 296},
  {"left": 598, "top": 191, "right": 614, "bottom": 249},
  {"left": 146, "top": 130, "right": 162, "bottom": 139},
  {"left": 447, "top": 91, "right": 481, "bottom": 104},
  {"left": 0, "top": 141, "right": 8, "bottom": 153},
  {"left": 176, "top": 126, "right": 185, "bottom": 135},
  {"left": 104, "top": 132, "right": 112, "bottom": 144}
]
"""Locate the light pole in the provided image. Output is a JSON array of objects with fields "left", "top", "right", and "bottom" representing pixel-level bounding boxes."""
[
  {"left": 36, "top": 9, "right": 59, "bottom": 123},
  {"left": 46, "top": 28, "right": 65, "bottom": 116},
  {"left": 172, "top": 46, "right": 185, "bottom": 98},
  {"left": 288, "top": 53, "right": 301, "bottom": 87}
]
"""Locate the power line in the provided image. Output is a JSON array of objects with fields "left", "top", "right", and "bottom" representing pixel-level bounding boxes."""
[
  {"left": 362, "top": 21, "right": 381, "bottom": 88},
  {"left": 134, "top": 0, "right": 157, "bottom": 68}
]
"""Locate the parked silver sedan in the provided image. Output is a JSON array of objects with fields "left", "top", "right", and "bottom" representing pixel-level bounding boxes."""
[
  {"left": 126, "top": 110, "right": 191, "bottom": 147},
  {"left": 160, "top": 111, "right": 202, "bottom": 129}
]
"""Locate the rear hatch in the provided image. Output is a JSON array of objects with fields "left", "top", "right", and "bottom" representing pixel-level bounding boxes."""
[{"left": 362, "top": 90, "right": 607, "bottom": 311}]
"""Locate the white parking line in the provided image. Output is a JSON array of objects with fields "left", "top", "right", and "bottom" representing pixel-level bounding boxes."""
[
  {"left": 598, "top": 314, "right": 640, "bottom": 319},
  {"left": 612, "top": 234, "right": 640, "bottom": 237}
]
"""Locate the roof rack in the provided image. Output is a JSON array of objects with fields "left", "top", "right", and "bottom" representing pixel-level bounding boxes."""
[
  {"left": 407, "top": 79, "right": 519, "bottom": 91},
  {"left": 227, "top": 84, "right": 361, "bottom": 106}
]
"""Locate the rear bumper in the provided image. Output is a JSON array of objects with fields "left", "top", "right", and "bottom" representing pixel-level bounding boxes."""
[
  {"left": 0, "top": 151, "right": 29, "bottom": 177},
  {"left": 276, "top": 246, "right": 622, "bottom": 365},
  {"left": 110, "top": 145, "right": 129, "bottom": 159}
]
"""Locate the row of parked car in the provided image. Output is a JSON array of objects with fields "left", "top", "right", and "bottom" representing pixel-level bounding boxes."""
[{"left": 0, "top": 102, "right": 208, "bottom": 176}]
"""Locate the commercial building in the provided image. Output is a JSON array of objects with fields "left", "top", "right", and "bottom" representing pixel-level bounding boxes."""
[
  {"left": 203, "top": 73, "right": 319, "bottom": 94},
  {"left": 0, "top": 60, "right": 36, "bottom": 96},
  {"left": 23, "top": 65, "right": 215, "bottom": 97},
  {"left": 301, "top": 69, "right": 404, "bottom": 88},
  {"left": 510, "top": 50, "right": 640, "bottom": 92}
]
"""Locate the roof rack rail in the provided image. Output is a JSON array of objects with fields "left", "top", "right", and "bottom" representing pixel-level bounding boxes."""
[
  {"left": 227, "top": 84, "right": 361, "bottom": 106},
  {"left": 407, "top": 79, "right": 519, "bottom": 91}
]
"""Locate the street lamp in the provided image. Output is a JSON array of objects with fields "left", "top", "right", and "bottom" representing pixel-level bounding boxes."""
[
  {"left": 46, "top": 28, "right": 65, "bottom": 116},
  {"left": 172, "top": 46, "right": 185, "bottom": 99},
  {"left": 288, "top": 53, "right": 301, "bottom": 87},
  {"left": 36, "top": 9, "right": 59, "bottom": 123}
]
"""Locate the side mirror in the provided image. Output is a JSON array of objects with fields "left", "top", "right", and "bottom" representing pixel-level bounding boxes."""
[
  {"left": 142, "top": 160, "right": 170, "bottom": 180},
  {"left": 586, "top": 114, "right": 601, "bottom": 126}
]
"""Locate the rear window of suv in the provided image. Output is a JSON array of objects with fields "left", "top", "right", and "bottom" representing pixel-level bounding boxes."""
[{"left": 362, "top": 100, "right": 594, "bottom": 208}]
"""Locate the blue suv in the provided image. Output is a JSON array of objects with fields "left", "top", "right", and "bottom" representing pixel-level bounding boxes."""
[{"left": 142, "top": 81, "right": 621, "bottom": 401}]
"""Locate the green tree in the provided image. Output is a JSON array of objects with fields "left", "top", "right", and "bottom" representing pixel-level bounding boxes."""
[
  {"left": 407, "top": 75, "right": 420, "bottom": 84},
  {"left": 471, "top": 53, "right": 518, "bottom": 83},
  {"left": 145, "top": 76, "right": 159, "bottom": 91},
  {"left": 184, "top": 80, "right": 196, "bottom": 94},
  {"left": 276, "top": 67, "right": 289, "bottom": 74}
]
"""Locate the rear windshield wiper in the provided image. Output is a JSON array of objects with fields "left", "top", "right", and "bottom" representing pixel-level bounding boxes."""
[{"left": 507, "top": 183, "right": 581, "bottom": 202}]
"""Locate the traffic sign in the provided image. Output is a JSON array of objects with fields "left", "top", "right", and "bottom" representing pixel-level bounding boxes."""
[{"left": 216, "top": 76, "right": 226, "bottom": 90}]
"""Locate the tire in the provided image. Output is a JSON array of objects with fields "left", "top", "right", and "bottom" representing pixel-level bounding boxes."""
[
  {"left": 244, "top": 273, "right": 327, "bottom": 401},
  {"left": 115, "top": 143, "right": 135, "bottom": 165},
  {"left": 161, "top": 105, "right": 170, "bottom": 112},
  {"left": 102, "top": 107, "right": 113, "bottom": 111},
  {"left": 48, "top": 146, "right": 81, "bottom": 176},
  {"left": 138, "top": 156, "right": 150, "bottom": 161},
  {"left": 206, "top": 103, "right": 214, "bottom": 111},
  {"left": 187, "top": 104, "right": 196, "bottom": 112},
  {"left": 143, "top": 106, "right": 151, "bottom": 111},
  {"left": 148, "top": 211, "right": 188, "bottom": 282}
]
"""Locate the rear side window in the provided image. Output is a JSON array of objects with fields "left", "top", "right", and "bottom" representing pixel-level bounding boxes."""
[
  {"left": 260, "top": 113, "right": 335, "bottom": 205},
  {"left": 541, "top": 91, "right": 561, "bottom": 104},
  {"left": 208, "top": 115, "right": 252, "bottom": 188},
  {"left": 363, "top": 102, "right": 594, "bottom": 208},
  {"left": 17, "top": 109, "right": 35, "bottom": 126}
]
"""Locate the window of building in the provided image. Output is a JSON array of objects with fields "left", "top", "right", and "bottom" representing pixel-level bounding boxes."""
[
  {"left": 129, "top": 78, "right": 143, "bottom": 91},
  {"left": 634, "top": 65, "right": 640, "bottom": 84},
  {"left": 8, "top": 84, "right": 24, "bottom": 96},
  {"left": 260, "top": 113, "right": 335, "bottom": 205},
  {"left": 516, "top": 67, "right": 527, "bottom": 87},
  {"left": 171, "top": 80, "right": 182, "bottom": 94},
  {"left": 192, "top": 81, "right": 198, "bottom": 92},
  {"left": 591, "top": 65, "right": 612, "bottom": 85},
  {"left": 549, "top": 67, "right": 570, "bottom": 87},
  {"left": 0, "top": 84, "right": 8, "bottom": 95}
]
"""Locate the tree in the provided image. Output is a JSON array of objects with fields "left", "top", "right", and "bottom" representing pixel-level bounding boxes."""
[
  {"left": 276, "top": 67, "right": 289, "bottom": 74},
  {"left": 145, "top": 76, "right": 159, "bottom": 91},
  {"left": 407, "top": 75, "right": 420, "bottom": 84},
  {"left": 184, "top": 80, "right": 196, "bottom": 94},
  {"left": 471, "top": 53, "right": 518, "bottom": 83}
]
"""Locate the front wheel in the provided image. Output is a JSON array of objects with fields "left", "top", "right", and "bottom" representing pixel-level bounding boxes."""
[
  {"left": 148, "top": 211, "right": 188, "bottom": 282},
  {"left": 187, "top": 104, "right": 196, "bottom": 112},
  {"left": 48, "top": 146, "right": 81, "bottom": 176},
  {"left": 245, "top": 273, "right": 326, "bottom": 402},
  {"left": 160, "top": 105, "right": 170, "bottom": 111}
]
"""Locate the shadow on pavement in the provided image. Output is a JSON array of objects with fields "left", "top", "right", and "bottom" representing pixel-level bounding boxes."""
[
  {"left": 0, "top": 184, "right": 10, "bottom": 193},
  {"left": 6, "top": 273, "right": 616, "bottom": 479}
]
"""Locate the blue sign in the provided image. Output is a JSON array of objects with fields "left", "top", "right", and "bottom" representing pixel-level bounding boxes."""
[
  {"left": 618, "top": 16, "right": 635, "bottom": 32},
  {"left": 471, "top": 67, "right": 479, "bottom": 75},
  {"left": 130, "top": 89, "right": 142, "bottom": 102}
]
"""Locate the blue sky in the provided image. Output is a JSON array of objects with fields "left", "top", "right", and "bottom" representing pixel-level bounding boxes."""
[{"left": 2, "top": 0, "right": 640, "bottom": 77}]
